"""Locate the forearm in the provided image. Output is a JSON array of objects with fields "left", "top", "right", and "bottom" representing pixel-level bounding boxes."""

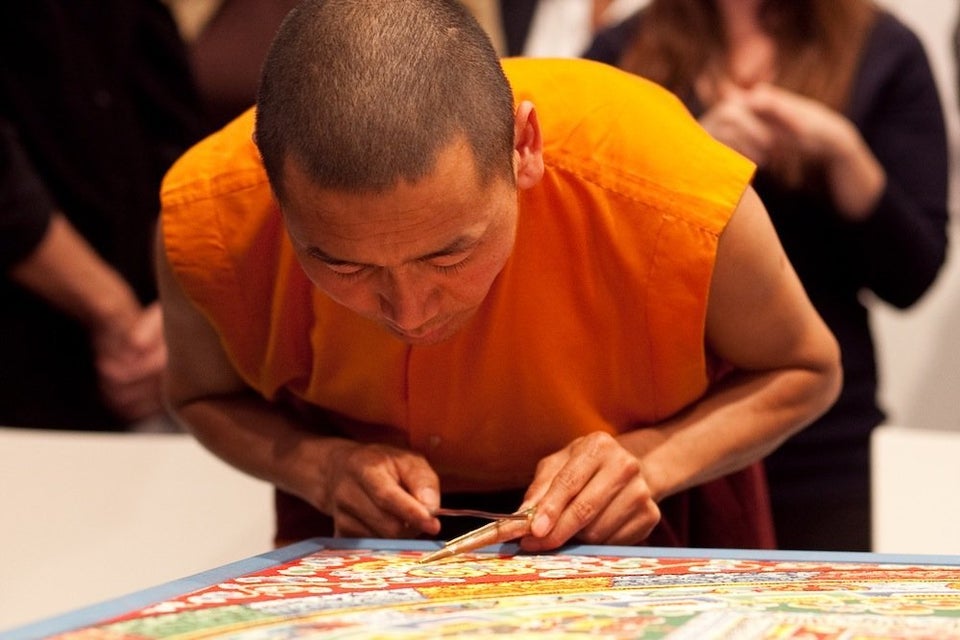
[
  {"left": 824, "top": 120, "right": 886, "bottom": 222},
  {"left": 854, "top": 118, "right": 948, "bottom": 305},
  {"left": 857, "top": 184, "right": 948, "bottom": 307},
  {"left": 172, "top": 391, "right": 354, "bottom": 511},
  {"left": 9, "top": 213, "right": 142, "bottom": 331},
  {"left": 620, "top": 364, "right": 839, "bottom": 502},
  {"left": 632, "top": 185, "right": 843, "bottom": 502}
]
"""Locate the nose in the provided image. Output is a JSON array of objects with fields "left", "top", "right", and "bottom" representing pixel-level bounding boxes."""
[{"left": 377, "top": 267, "right": 440, "bottom": 331}]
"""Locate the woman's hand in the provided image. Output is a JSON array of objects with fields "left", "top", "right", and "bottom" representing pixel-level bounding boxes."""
[
  {"left": 699, "top": 82, "right": 776, "bottom": 166},
  {"left": 742, "top": 83, "right": 885, "bottom": 219}
]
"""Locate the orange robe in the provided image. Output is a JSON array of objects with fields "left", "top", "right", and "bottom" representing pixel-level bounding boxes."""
[{"left": 162, "top": 58, "right": 773, "bottom": 548}]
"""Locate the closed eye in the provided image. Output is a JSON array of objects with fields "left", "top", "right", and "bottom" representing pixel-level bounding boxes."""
[
  {"left": 305, "top": 246, "right": 369, "bottom": 279},
  {"left": 426, "top": 251, "right": 472, "bottom": 274},
  {"left": 325, "top": 262, "right": 368, "bottom": 279},
  {"left": 432, "top": 261, "right": 468, "bottom": 274}
]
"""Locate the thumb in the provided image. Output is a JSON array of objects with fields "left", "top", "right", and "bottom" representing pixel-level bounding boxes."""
[{"left": 395, "top": 454, "right": 440, "bottom": 513}]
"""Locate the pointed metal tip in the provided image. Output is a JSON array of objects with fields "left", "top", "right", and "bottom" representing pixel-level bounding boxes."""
[{"left": 418, "top": 547, "right": 455, "bottom": 564}]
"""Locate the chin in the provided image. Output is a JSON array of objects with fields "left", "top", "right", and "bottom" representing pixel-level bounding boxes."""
[{"left": 391, "top": 325, "right": 455, "bottom": 346}]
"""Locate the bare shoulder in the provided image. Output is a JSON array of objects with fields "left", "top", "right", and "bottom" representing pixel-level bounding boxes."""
[
  {"left": 706, "top": 187, "right": 840, "bottom": 373},
  {"left": 155, "top": 222, "right": 248, "bottom": 406}
]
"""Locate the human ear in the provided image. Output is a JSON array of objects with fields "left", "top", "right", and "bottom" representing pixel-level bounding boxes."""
[{"left": 513, "top": 101, "right": 544, "bottom": 190}]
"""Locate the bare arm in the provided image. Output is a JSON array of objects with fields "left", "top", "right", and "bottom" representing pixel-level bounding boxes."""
[
  {"left": 156, "top": 225, "right": 441, "bottom": 537},
  {"left": 626, "top": 186, "right": 842, "bottom": 496},
  {"left": 521, "top": 187, "right": 841, "bottom": 549},
  {"left": 10, "top": 213, "right": 165, "bottom": 420},
  {"left": 10, "top": 214, "right": 140, "bottom": 328}
]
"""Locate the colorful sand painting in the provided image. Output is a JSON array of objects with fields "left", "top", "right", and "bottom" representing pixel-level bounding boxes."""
[{"left": 48, "top": 542, "right": 960, "bottom": 639}]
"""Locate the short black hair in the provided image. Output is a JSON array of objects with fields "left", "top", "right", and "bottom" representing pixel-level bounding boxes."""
[{"left": 255, "top": 0, "right": 516, "bottom": 201}]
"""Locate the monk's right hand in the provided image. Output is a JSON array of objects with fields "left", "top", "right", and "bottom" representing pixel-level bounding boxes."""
[{"left": 319, "top": 441, "right": 441, "bottom": 539}]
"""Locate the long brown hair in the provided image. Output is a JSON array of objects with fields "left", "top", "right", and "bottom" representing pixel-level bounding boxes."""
[
  {"left": 619, "top": 0, "right": 878, "bottom": 186},
  {"left": 621, "top": 0, "right": 877, "bottom": 109}
]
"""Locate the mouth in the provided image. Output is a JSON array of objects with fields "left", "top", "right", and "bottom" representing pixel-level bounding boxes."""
[{"left": 385, "top": 318, "right": 451, "bottom": 345}]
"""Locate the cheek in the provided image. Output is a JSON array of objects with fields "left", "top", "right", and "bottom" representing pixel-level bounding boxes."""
[
  {"left": 444, "top": 274, "right": 490, "bottom": 306},
  {"left": 451, "top": 245, "right": 512, "bottom": 303}
]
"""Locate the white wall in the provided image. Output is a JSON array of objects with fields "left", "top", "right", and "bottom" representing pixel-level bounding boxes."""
[{"left": 869, "top": 0, "right": 960, "bottom": 433}]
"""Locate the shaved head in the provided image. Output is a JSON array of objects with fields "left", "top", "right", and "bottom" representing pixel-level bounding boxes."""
[{"left": 255, "top": 0, "right": 516, "bottom": 201}]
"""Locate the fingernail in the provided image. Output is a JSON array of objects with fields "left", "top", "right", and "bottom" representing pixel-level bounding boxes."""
[
  {"left": 532, "top": 513, "right": 550, "bottom": 536},
  {"left": 417, "top": 487, "right": 439, "bottom": 511}
]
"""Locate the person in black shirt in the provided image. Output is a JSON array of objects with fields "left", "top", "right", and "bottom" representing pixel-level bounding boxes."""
[{"left": 0, "top": 1, "right": 204, "bottom": 430}]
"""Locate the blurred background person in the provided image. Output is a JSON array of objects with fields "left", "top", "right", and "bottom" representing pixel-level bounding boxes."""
[
  {"left": 163, "top": 0, "right": 636, "bottom": 133},
  {"left": 164, "top": 0, "right": 299, "bottom": 134},
  {"left": 585, "top": 0, "right": 949, "bottom": 551},
  {"left": 0, "top": 1, "right": 204, "bottom": 431},
  {"left": 458, "top": 0, "right": 645, "bottom": 58},
  {"left": 521, "top": 0, "right": 645, "bottom": 57}
]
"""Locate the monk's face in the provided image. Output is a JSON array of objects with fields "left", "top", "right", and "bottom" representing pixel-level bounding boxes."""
[{"left": 281, "top": 137, "right": 519, "bottom": 345}]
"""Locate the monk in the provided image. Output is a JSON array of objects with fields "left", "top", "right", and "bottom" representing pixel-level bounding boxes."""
[{"left": 157, "top": 0, "right": 841, "bottom": 550}]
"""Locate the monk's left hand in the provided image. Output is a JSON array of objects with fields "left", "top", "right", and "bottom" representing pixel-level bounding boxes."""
[{"left": 517, "top": 431, "right": 660, "bottom": 552}]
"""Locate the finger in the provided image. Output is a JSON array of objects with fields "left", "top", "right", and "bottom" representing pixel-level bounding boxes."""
[
  {"left": 97, "top": 353, "right": 164, "bottom": 386},
  {"left": 343, "top": 505, "right": 409, "bottom": 538},
  {"left": 744, "top": 84, "right": 821, "bottom": 140},
  {"left": 128, "top": 304, "right": 165, "bottom": 352},
  {"left": 357, "top": 451, "right": 440, "bottom": 533},
  {"left": 333, "top": 477, "right": 411, "bottom": 538},
  {"left": 715, "top": 78, "right": 747, "bottom": 101},
  {"left": 702, "top": 102, "right": 773, "bottom": 165},
  {"left": 727, "top": 106, "right": 774, "bottom": 159},
  {"left": 744, "top": 83, "right": 796, "bottom": 121},
  {"left": 564, "top": 455, "right": 642, "bottom": 543},
  {"left": 394, "top": 453, "right": 441, "bottom": 535},
  {"left": 100, "top": 376, "right": 163, "bottom": 420},
  {"left": 519, "top": 449, "right": 568, "bottom": 513},
  {"left": 332, "top": 506, "right": 378, "bottom": 538},
  {"left": 325, "top": 445, "right": 435, "bottom": 538},
  {"left": 523, "top": 433, "right": 615, "bottom": 540},
  {"left": 412, "top": 487, "right": 441, "bottom": 535},
  {"left": 395, "top": 455, "right": 440, "bottom": 513},
  {"left": 523, "top": 455, "right": 635, "bottom": 551},
  {"left": 577, "top": 481, "right": 658, "bottom": 546},
  {"left": 601, "top": 499, "right": 661, "bottom": 546}
]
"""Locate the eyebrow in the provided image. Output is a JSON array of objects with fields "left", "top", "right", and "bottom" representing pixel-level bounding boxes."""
[{"left": 305, "top": 235, "right": 480, "bottom": 267}]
